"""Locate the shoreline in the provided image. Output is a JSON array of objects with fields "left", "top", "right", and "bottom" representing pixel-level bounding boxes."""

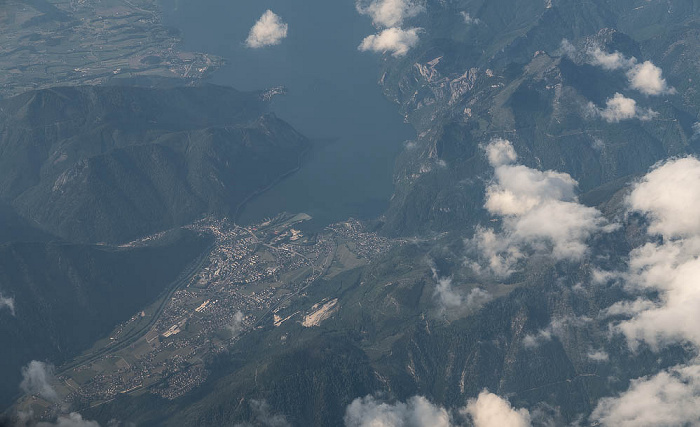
[{"left": 232, "top": 141, "right": 313, "bottom": 224}]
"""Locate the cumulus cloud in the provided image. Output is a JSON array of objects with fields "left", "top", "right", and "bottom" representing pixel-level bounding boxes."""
[
  {"left": 462, "top": 391, "right": 531, "bottom": 427},
  {"left": 483, "top": 138, "right": 517, "bottom": 167},
  {"left": 522, "top": 316, "right": 592, "bottom": 349},
  {"left": 587, "top": 349, "right": 610, "bottom": 362},
  {"left": 627, "top": 157, "right": 700, "bottom": 238},
  {"left": 588, "top": 48, "right": 674, "bottom": 95},
  {"left": 585, "top": 51, "right": 666, "bottom": 120},
  {"left": 234, "top": 400, "right": 290, "bottom": 427},
  {"left": 589, "top": 93, "right": 657, "bottom": 123},
  {"left": 469, "top": 139, "right": 611, "bottom": 276},
  {"left": 245, "top": 10, "right": 288, "bottom": 48},
  {"left": 626, "top": 61, "right": 675, "bottom": 96},
  {"left": 344, "top": 395, "right": 450, "bottom": 427},
  {"left": 356, "top": 0, "right": 423, "bottom": 57},
  {"left": 589, "top": 47, "right": 635, "bottom": 71},
  {"left": 433, "top": 276, "right": 463, "bottom": 310},
  {"left": 11, "top": 410, "right": 105, "bottom": 427},
  {"left": 0, "top": 292, "right": 15, "bottom": 316},
  {"left": 602, "top": 157, "right": 700, "bottom": 350},
  {"left": 20, "top": 361, "right": 58, "bottom": 402},
  {"left": 433, "top": 275, "right": 491, "bottom": 314},
  {"left": 227, "top": 311, "right": 245, "bottom": 335},
  {"left": 616, "top": 237, "right": 700, "bottom": 349},
  {"left": 429, "top": 260, "right": 490, "bottom": 314},
  {"left": 592, "top": 364, "right": 700, "bottom": 427},
  {"left": 559, "top": 39, "right": 576, "bottom": 57},
  {"left": 594, "top": 157, "right": 700, "bottom": 426},
  {"left": 460, "top": 12, "right": 480, "bottom": 25},
  {"left": 356, "top": 0, "right": 424, "bottom": 28},
  {"left": 358, "top": 27, "right": 420, "bottom": 57},
  {"left": 343, "top": 393, "right": 531, "bottom": 427},
  {"left": 36, "top": 413, "right": 101, "bottom": 427}
]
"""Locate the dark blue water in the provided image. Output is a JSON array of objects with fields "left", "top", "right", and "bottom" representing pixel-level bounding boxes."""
[{"left": 160, "top": 0, "right": 414, "bottom": 228}]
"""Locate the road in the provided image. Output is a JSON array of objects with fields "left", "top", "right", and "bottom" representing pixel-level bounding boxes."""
[{"left": 57, "top": 242, "right": 215, "bottom": 375}]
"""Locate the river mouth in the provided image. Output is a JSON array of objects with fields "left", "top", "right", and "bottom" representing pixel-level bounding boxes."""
[{"left": 159, "top": 0, "right": 415, "bottom": 230}]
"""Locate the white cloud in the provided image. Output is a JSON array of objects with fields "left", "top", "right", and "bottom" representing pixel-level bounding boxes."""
[
  {"left": 359, "top": 27, "right": 421, "bottom": 57},
  {"left": 605, "top": 158, "right": 700, "bottom": 350},
  {"left": 433, "top": 275, "right": 491, "bottom": 314},
  {"left": 592, "top": 364, "right": 700, "bottom": 427},
  {"left": 627, "top": 61, "right": 675, "bottom": 96},
  {"left": 589, "top": 47, "right": 635, "bottom": 71},
  {"left": 36, "top": 413, "right": 101, "bottom": 427},
  {"left": 15, "top": 410, "right": 107, "bottom": 427},
  {"left": 559, "top": 39, "right": 576, "bottom": 57},
  {"left": 587, "top": 349, "right": 609, "bottom": 362},
  {"left": 227, "top": 310, "right": 245, "bottom": 335},
  {"left": 470, "top": 228, "right": 524, "bottom": 277},
  {"left": 592, "top": 137, "right": 605, "bottom": 151},
  {"left": 522, "top": 332, "right": 550, "bottom": 349},
  {"left": 484, "top": 138, "right": 517, "bottom": 167},
  {"left": 463, "top": 288, "right": 491, "bottom": 312},
  {"left": 234, "top": 400, "right": 290, "bottom": 427},
  {"left": 595, "top": 157, "right": 700, "bottom": 426},
  {"left": 434, "top": 276, "right": 463, "bottom": 310},
  {"left": 588, "top": 48, "right": 674, "bottom": 96},
  {"left": 344, "top": 393, "right": 531, "bottom": 427},
  {"left": 589, "top": 93, "right": 657, "bottom": 123},
  {"left": 0, "top": 292, "right": 15, "bottom": 316},
  {"left": 20, "top": 361, "right": 58, "bottom": 402},
  {"left": 469, "top": 139, "right": 611, "bottom": 276},
  {"left": 522, "top": 316, "right": 591, "bottom": 349},
  {"left": 597, "top": 93, "right": 638, "bottom": 122},
  {"left": 462, "top": 391, "right": 531, "bottom": 427},
  {"left": 627, "top": 157, "right": 700, "bottom": 238},
  {"left": 612, "top": 232, "right": 700, "bottom": 350},
  {"left": 344, "top": 395, "right": 450, "bottom": 427},
  {"left": 460, "top": 12, "right": 481, "bottom": 25},
  {"left": 356, "top": 0, "right": 424, "bottom": 28},
  {"left": 693, "top": 122, "right": 700, "bottom": 139},
  {"left": 245, "top": 10, "right": 288, "bottom": 48}
]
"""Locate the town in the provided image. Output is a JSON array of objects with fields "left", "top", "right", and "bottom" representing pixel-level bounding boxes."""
[{"left": 15, "top": 213, "right": 401, "bottom": 416}]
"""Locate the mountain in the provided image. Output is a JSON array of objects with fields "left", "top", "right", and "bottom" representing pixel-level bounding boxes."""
[
  {"left": 67, "top": 1, "right": 700, "bottom": 426},
  {"left": 77, "top": 233, "right": 679, "bottom": 426},
  {"left": 0, "top": 229, "right": 211, "bottom": 408},
  {"left": 6, "top": 1, "right": 700, "bottom": 426},
  {"left": 0, "top": 83, "right": 311, "bottom": 413},
  {"left": 379, "top": 0, "right": 700, "bottom": 235},
  {"left": 0, "top": 200, "right": 53, "bottom": 244},
  {"left": 0, "top": 85, "right": 309, "bottom": 243}
]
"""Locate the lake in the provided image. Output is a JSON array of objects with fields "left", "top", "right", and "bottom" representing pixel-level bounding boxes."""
[{"left": 159, "top": 0, "right": 415, "bottom": 229}]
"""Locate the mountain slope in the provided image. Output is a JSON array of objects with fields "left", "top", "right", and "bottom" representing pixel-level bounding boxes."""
[
  {"left": 72, "top": 1, "right": 700, "bottom": 425},
  {"left": 0, "top": 229, "right": 211, "bottom": 408},
  {"left": 0, "top": 85, "right": 309, "bottom": 243},
  {"left": 378, "top": 0, "right": 700, "bottom": 235}
]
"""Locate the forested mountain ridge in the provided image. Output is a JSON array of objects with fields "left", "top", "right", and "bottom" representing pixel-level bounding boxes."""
[{"left": 0, "top": 85, "right": 309, "bottom": 243}]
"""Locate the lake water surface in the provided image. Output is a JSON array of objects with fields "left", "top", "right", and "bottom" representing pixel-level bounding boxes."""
[{"left": 160, "top": 0, "right": 414, "bottom": 229}]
